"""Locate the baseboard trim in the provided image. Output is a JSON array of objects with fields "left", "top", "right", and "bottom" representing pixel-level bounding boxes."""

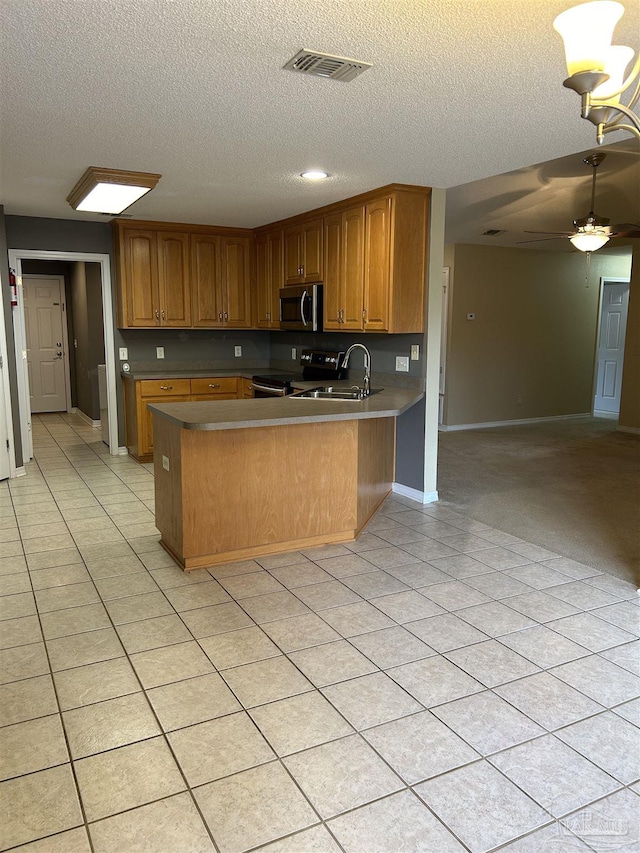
[
  {"left": 71, "top": 408, "right": 100, "bottom": 428},
  {"left": 439, "top": 413, "right": 592, "bottom": 432},
  {"left": 13, "top": 466, "right": 26, "bottom": 478},
  {"left": 393, "top": 482, "right": 438, "bottom": 504},
  {"left": 118, "top": 446, "right": 129, "bottom": 455},
  {"left": 617, "top": 425, "right": 640, "bottom": 435},
  {"left": 593, "top": 410, "right": 618, "bottom": 420}
]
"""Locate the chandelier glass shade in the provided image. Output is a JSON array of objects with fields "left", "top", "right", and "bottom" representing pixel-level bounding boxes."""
[{"left": 553, "top": 1, "right": 640, "bottom": 143}]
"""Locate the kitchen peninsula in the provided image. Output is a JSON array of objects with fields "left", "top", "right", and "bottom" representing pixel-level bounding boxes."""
[{"left": 150, "top": 388, "right": 421, "bottom": 570}]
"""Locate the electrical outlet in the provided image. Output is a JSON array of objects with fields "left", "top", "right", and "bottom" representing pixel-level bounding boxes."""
[
  {"left": 395, "top": 356, "right": 409, "bottom": 372},
  {"left": 410, "top": 345, "right": 420, "bottom": 361},
  {"left": 119, "top": 347, "right": 128, "bottom": 360},
  {"left": 516, "top": 395, "right": 523, "bottom": 405},
  {"left": 291, "top": 347, "right": 297, "bottom": 360},
  {"left": 234, "top": 345, "right": 242, "bottom": 357},
  {"left": 156, "top": 347, "right": 164, "bottom": 359}
]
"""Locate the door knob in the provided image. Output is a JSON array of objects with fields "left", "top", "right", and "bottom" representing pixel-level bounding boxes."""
[
  {"left": 56, "top": 341, "right": 62, "bottom": 347},
  {"left": 56, "top": 351, "right": 63, "bottom": 358}
]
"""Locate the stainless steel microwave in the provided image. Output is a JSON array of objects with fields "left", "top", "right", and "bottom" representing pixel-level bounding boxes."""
[{"left": 279, "top": 284, "right": 323, "bottom": 332}]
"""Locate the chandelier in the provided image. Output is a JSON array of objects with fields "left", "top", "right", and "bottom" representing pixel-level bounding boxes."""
[{"left": 553, "top": 1, "right": 639, "bottom": 144}]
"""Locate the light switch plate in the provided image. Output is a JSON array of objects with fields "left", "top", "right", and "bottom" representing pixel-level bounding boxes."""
[
  {"left": 156, "top": 347, "right": 165, "bottom": 359},
  {"left": 291, "top": 348, "right": 297, "bottom": 360},
  {"left": 119, "top": 347, "right": 128, "bottom": 360},
  {"left": 162, "top": 455, "right": 170, "bottom": 471},
  {"left": 410, "top": 345, "right": 420, "bottom": 360},
  {"left": 395, "top": 356, "right": 409, "bottom": 372},
  {"left": 234, "top": 345, "right": 242, "bottom": 357}
]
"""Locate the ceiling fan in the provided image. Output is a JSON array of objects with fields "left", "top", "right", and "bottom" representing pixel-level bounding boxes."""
[{"left": 519, "top": 153, "right": 640, "bottom": 252}]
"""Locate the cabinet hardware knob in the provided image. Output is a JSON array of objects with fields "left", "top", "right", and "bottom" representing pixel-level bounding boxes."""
[
  {"left": 208, "top": 383, "right": 220, "bottom": 389},
  {"left": 155, "top": 309, "right": 159, "bottom": 321},
  {"left": 160, "top": 385, "right": 173, "bottom": 390},
  {"left": 161, "top": 310, "right": 166, "bottom": 321},
  {"left": 224, "top": 312, "right": 228, "bottom": 320},
  {"left": 219, "top": 313, "right": 223, "bottom": 320}
]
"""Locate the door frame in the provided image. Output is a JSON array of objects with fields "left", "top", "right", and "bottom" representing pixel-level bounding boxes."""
[
  {"left": 0, "top": 292, "right": 14, "bottom": 479},
  {"left": 8, "top": 249, "right": 118, "bottom": 462},
  {"left": 22, "top": 274, "right": 73, "bottom": 414},
  {"left": 591, "top": 276, "right": 630, "bottom": 417}
]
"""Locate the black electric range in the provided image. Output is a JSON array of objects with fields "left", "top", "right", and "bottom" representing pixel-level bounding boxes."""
[{"left": 252, "top": 350, "right": 346, "bottom": 397}]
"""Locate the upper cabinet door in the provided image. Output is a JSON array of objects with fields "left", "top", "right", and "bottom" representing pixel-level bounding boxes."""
[
  {"left": 254, "top": 233, "right": 270, "bottom": 328},
  {"left": 284, "top": 218, "right": 323, "bottom": 285},
  {"left": 323, "top": 213, "right": 343, "bottom": 330},
  {"left": 122, "top": 229, "right": 159, "bottom": 327},
  {"left": 341, "top": 205, "right": 365, "bottom": 330},
  {"left": 220, "top": 236, "right": 252, "bottom": 328},
  {"left": 191, "top": 233, "right": 223, "bottom": 327},
  {"left": 157, "top": 231, "right": 191, "bottom": 326},
  {"left": 301, "top": 218, "right": 323, "bottom": 282},
  {"left": 284, "top": 225, "right": 304, "bottom": 285},
  {"left": 363, "top": 198, "right": 391, "bottom": 331}
]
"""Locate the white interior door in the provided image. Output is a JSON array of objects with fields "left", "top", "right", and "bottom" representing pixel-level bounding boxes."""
[
  {"left": 23, "top": 276, "right": 70, "bottom": 413},
  {"left": 594, "top": 279, "right": 630, "bottom": 415}
]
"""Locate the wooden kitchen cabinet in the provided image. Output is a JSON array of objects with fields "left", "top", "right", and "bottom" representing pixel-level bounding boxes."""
[
  {"left": 113, "top": 220, "right": 253, "bottom": 330},
  {"left": 219, "top": 236, "right": 252, "bottom": 328},
  {"left": 323, "top": 206, "right": 365, "bottom": 331},
  {"left": 190, "top": 376, "right": 238, "bottom": 400},
  {"left": 322, "top": 190, "right": 426, "bottom": 334},
  {"left": 123, "top": 378, "right": 191, "bottom": 460},
  {"left": 113, "top": 226, "right": 191, "bottom": 328},
  {"left": 123, "top": 375, "right": 241, "bottom": 461},
  {"left": 254, "top": 229, "right": 282, "bottom": 328},
  {"left": 364, "top": 188, "right": 428, "bottom": 334},
  {"left": 284, "top": 218, "right": 323, "bottom": 285},
  {"left": 239, "top": 377, "right": 254, "bottom": 398},
  {"left": 191, "top": 234, "right": 252, "bottom": 328}
]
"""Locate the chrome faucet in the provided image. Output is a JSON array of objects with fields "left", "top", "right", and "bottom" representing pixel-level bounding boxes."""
[{"left": 341, "top": 343, "right": 371, "bottom": 397}]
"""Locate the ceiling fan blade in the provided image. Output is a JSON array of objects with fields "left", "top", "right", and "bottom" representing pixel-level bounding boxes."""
[
  {"left": 524, "top": 230, "right": 573, "bottom": 236},
  {"left": 517, "top": 236, "right": 566, "bottom": 244},
  {"left": 612, "top": 224, "right": 640, "bottom": 238}
]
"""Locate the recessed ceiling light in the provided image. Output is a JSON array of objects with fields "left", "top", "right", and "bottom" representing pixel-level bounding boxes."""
[{"left": 301, "top": 170, "right": 329, "bottom": 180}]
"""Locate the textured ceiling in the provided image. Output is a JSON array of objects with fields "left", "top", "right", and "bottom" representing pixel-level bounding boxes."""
[{"left": 1, "top": 0, "right": 639, "bottom": 248}]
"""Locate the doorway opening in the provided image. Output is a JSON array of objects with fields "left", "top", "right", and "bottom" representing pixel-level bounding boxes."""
[
  {"left": 8, "top": 249, "right": 118, "bottom": 466},
  {"left": 593, "top": 276, "right": 630, "bottom": 418}
]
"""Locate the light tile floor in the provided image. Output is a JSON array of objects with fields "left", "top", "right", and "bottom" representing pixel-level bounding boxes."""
[{"left": 0, "top": 413, "right": 639, "bottom": 853}]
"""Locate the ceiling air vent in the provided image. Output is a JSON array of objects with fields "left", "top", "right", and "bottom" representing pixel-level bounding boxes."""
[{"left": 283, "top": 49, "right": 372, "bottom": 82}]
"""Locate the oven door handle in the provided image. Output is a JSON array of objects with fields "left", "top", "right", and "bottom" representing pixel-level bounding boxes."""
[
  {"left": 300, "top": 290, "right": 309, "bottom": 327},
  {"left": 251, "top": 382, "right": 289, "bottom": 397}
]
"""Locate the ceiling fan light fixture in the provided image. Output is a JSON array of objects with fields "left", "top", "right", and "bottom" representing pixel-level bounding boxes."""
[
  {"left": 67, "top": 167, "right": 162, "bottom": 214},
  {"left": 569, "top": 231, "right": 610, "bottom": 252}
]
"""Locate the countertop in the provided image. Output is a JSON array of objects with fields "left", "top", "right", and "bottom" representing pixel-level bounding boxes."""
[{"left": 148, "top": 384, "right": 423, "bottom": 431}]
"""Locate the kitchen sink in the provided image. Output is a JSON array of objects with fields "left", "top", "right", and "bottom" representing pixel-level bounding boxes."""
[{"left": 290, "top": 386, "right": 382, "bottom": 400}]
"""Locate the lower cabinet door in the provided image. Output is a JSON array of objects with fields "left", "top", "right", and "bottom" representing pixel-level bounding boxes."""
[{"left": 140, "top": 395, "right": 190, "bottom": 457}]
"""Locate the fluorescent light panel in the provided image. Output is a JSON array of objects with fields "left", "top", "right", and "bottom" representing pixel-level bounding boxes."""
[{"left": 67, "top": 167, "right": 161, "bottom": 214}]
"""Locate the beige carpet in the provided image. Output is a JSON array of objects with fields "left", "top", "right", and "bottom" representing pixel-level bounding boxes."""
[{"left": 436, "top": 417, "right": 640, "bottom": 587}]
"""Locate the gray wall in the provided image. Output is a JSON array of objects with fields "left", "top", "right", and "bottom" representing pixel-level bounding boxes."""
[
  {"left": 70, "top": 262, "right": 105, "bottom": 420},
  {"left": 0, "top": 207, "right": 23, "bottom": 467}
]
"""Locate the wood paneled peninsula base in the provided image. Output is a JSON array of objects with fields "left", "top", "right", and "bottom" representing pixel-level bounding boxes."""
[{"left": 149, "top": 390, "right": 421, "bottom": 570}]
